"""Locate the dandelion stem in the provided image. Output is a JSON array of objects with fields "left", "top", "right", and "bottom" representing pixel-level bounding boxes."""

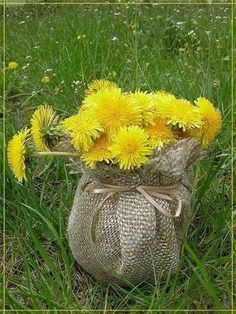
[{"left": 34, "top": 151, "right": 80, "bottom": 158}]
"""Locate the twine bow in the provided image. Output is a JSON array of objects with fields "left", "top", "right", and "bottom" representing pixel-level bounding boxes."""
[{"left": 91, "top": 183, "right": 182, "bottom": 242}]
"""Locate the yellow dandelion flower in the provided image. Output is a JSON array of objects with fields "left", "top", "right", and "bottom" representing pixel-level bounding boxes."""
[
  {"left": 31, "top": 105, "right": 58, "bottom": 151},
  {"left": 129, "top": 91, "right": 156, "bottom": 126},
  {"left": 153, "top": 90, "right": 176, "bottom": 117},
  {"left": 156, "top": 96, "right": 202, "bottom": 131},
  {"left": 61, "top": 111, "right": 103, "bottom": 152},
  {"left": 109, "top": 125, "right": 153, "bottom": 170},
  {"left": 153, "top": 90, "right": 177, "bottom": 106},
  {"left": 85, "top": 79, "right": 118, "bottom": 96},
  {"left": 61, "top": 113, "right": 79, "bottom": 131},
  {"left": 7, "top": 128, "right": 30, "bottom": 182},
  {"left": 8, "top": 61, "right": 18, "bottom": 69},
  {"left": 81, "top": 134, "right": 112, "bottom": 168},
  {"left": 41, "top": 76, "right": 50, "bottom": 84},
  {"left": 84, "top": 87, "right": 142, "bottom": 135},
  {"left": 193, "top": 97, "right": 222, "bottom": 146},
  {"left": 145, "top": 118, "right": 176, "bottom": 148}
]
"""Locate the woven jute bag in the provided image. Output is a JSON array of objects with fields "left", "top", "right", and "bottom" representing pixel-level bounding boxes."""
[{"left": 68, "top": 139, "right": 202, "bottom": 285}]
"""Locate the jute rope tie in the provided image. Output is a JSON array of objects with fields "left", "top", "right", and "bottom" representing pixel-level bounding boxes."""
[{"left": 91, "top": 183, "right": 182, "bottom": 242}]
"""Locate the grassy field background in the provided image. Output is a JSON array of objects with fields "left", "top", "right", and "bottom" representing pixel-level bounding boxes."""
[{"left": 1, "top": 3, "right": 233, "bottom": 312}]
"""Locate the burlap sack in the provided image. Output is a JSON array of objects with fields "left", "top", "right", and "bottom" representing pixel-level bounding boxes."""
[{"left": 68, "top": 138, "right": 202, "bottom": 285}]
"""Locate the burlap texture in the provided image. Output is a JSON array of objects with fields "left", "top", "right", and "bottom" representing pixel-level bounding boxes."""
[{"left": 67, "top": 139, "right": 202, "bottom": 285}]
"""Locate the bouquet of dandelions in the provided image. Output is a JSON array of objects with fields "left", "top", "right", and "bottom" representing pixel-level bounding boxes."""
[{"left": 8, "top": 79, "right": 222, "bottom": 285}]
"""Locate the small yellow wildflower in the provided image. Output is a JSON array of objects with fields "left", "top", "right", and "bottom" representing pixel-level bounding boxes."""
[
  {"left": 84, "top": 79, "right": 118, "bottom": 96},
  {"left": 109, "top": 70, "right": 117, "bottom": 78},
  {"left": 83, "top": 87, "right": 142, "bottom": 135},
  {"left": 130, "top": 21, "right": 138, "bottom": 30},
  {"left": 31, "top": 105, "right": 58, "bottom": 151},
  {"left": 77, "top": 34, "right": 86, "bottom": 40},
  {"left": 145, "top": 118, "right": 176, "bottom": 148},
  {"left": 7, "top": 128, "right": 30, "bottom": 182},
  {"left": 156, "top": 95, "right": 202, "bottom": 131},
  {"left": 8, "top": 61, "right": 18, "bottom": 69},
  {"left": 81, "top": 134, "right": 112, "bottom": 168},
  {"left": 41, "top": 76, "right": 50, "bottom": 84},
  {"left": 109, "top": 125, "right": 153, "bottom": 170},
  {"left": 193, "top": 97, "right": 222, "bottom": 146},
  {"left": 54, "top": 86, "right": 60, "bottom": 93},
  {"left": 61, "top": 111, "right": 103, "bottom": 152}
]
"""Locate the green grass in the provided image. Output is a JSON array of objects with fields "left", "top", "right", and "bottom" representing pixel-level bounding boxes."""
[{"left": 1, "top": 4, "right": 233, "bottom": 312}]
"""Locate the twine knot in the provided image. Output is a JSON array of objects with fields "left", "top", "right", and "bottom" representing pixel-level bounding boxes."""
[{"left": 90, "top": 183, "right": 182, "bottom": 243}]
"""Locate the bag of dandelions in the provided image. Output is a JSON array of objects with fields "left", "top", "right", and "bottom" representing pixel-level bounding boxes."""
[{"left": 7, "top": 80, "right": 222, "bottom": 285}]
